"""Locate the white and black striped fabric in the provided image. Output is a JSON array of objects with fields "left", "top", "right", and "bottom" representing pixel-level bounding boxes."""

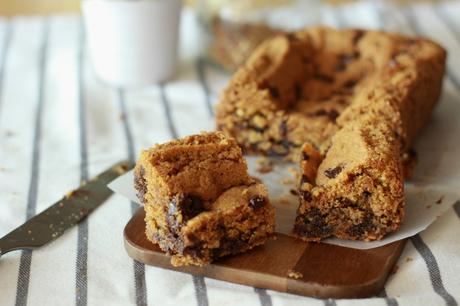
[{"left": 0, "top": 1, "right": 459, "bottom": 305}]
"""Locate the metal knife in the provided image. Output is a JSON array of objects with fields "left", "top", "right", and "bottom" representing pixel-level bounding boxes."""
[{"left": 0, "top": 160, "right": 133, "bottom": 258}]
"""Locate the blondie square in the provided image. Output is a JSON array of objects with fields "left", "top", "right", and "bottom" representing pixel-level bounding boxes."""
[
  {"left": 294, "top": 115, "right": 404, "bottom": 241},
  {"left": 134, "top": 132, "right": 275, "bottom": 266}
]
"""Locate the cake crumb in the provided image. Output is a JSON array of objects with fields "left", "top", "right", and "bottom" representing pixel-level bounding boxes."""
[
  {"left": 426, "top": 204, "right": 432, "bottom": 209},
  {"left": 405, "top": 256, "right": 413, "bottom": 262},
  {"left": 287, "top": 270, "right": 303, "bottom": 279},
  {"left": 280, "top": 178, "right": 296, "bottom": 186},
  {"left": 65, "top": 190, "right": 75, "bottom": 199},
  {"left": 435, "top": 195, "right": 444, "bottom": 205},
  {"left": 5, "top": 130, "right": 15, "bottom": 137},
  {"left": 256, "top": 157, "right": 274, "bottom": 174},
  {"left": 290, "top": 189, "right": 299, "bottom": 196}
]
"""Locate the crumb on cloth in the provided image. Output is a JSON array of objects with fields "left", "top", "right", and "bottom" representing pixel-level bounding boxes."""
[
  {"left": 435, "top": 195, "right": 444, "bottom": 204},
  {"left": 256, "top": 157, "right": 274, "bottom": 174}
]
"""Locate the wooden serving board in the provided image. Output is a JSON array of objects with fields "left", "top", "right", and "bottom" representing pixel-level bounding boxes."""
[{"left": 124, "top": 209, "right": 406, "bottom": 299}]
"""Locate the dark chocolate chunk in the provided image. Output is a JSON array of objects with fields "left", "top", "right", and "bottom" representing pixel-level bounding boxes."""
[
  {"left": 324, "top": 165, "right": 344, "bottom": 179},
  {"left": 346, "top": 212, "right": 375, "bottom": 237},
  {"left": 300, "top": 190, "right": 312, "bottom": 202},
  {"left": 294, "top": 208, "right": 332, "bottom": 238},
  {"left": 179, "top": 195, "right": 205, "bottom": 221},
  {"left": 168, "top": 194, "right": 206, "bottom": 230},
  {"left": 249, "top": 195, "right": 267, "bottom": 210},
  {"left": 302, "top": 151, "right": 310, "bottom": 161},
  {"left": 294, "top": 83, "right": 303, "bottom": 100},
  {"left": 328, "top": 109, "right": 340, "bottom": 122},
  {"left": 251, "top": 124, "right": 267, "bottom": 133},
  {"left": 338, "top": 197, "right": 357, "bottom": 208},
  {"left": 312, "top": 109, "right": 339, "bottom": 122},
  {"left": 268, "top": 86, "right": 280, "bottom": 99},
  {"left": 352, "top": 30, "right": 365, "bottom": 45},
  {"left": 134, "top": 167, "right": 147, "bottom": 203},
  {"left": 314, "top": 73, "right": 334, "bottom": 83},
  {"left": 213, "top": 236, "right": 250, "bottom": 258},
  {"left": 335, "top": 51, "right": 360, "bottom": 71},
  {"left": 363, "top": 191, "right": 372, "bottom": 199},
  {"left": 343, "top": 79, "right": 358, "bottom": 89},
  {"left": 313, "top": 109, "right": 328, "bottom": 116},
  {"left": 300, "top": 175, "right": 309, "bottom": 185}
]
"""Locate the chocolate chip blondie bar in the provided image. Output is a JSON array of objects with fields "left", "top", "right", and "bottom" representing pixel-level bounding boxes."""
[
  {"left": 216, "top": 27, "right": 445, "bottom": 241},
  {"left": 216, "top": 27, "right": 445, "bottom": 163},
  {"left": 134, "top": 132, "right": 275, "bottom": 266},
  {"left": 294, "top": 115, "right": 405, "bottom": 241}
]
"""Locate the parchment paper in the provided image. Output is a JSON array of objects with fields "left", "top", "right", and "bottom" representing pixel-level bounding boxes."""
[{"left": 109, "top": 93, "right": 460, "bottom": 250}]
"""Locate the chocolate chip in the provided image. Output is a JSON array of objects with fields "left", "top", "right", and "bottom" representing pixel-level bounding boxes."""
[
  {"left": 280, "top": 138, "right": 291, "bottom": 150},
  {"left": 337, "top": 197, "right": 357, "bottom": 208},
  {"left": 363, "top": 191, "right": 372, "bottom": 199},
  {"left": 290, "top": 189, "right": 299, "bottom": 196},
  {"left": 335, "top": 51, "right": 360, "bottom": 71},
  {"left": 181, "top": 195, "right": 205, "bottom": 220},
  {"left": 134, "top": 167, "right": 147, "bottom": 203},
  {"left": 294, "top": 208, "right": 332, "bottom": 237},
  {"left": 249, "top": 196, "right": 267, "bottom": 210},
  {"left": 314, "top": 73, "right": 334, "bottom": 83},
  {"left": 300, "top": 175, "right": 309, "bottom": 185},
  {"left": 324, "top": 165, "right": 343, "bottom": 179},
  {"left": 252, "top": 125, "right": 267, "bottom": 133},
  {"left": 294, "top": 83, "right": 303, "bottom": 100},
  {"left": 170, "top": 194, "right": 205, "bottom": 224},
  {"left": 286, "top": 33, "right": 298, "bottom": 41},
  {"left": 352, "top": 30, "right": 365, "bottom": 45},
  {"left": 343, "top": 79, "right": 358, "bottom": 89},
  {"left": 300, "top": 190, "right": 312, "bottom": 202},
  {"left": 312, "top": 109, "right": 339, "bottom": 122},
  {"left": 346, "top": 212, "right": 375, "bottom": 237},
  {"left": 268, "top": 86, "right": 280, "bottom": 99},
  {"left": 314, "top": 109, "right": 327, "bottom": 116},
  {"left": 328, "top": 109, "right": 339, "bottom": 122},
  {"left": 302, "top": 151, "right": 310, "bottom": 161}
]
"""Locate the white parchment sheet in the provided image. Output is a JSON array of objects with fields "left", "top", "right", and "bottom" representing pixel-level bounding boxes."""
[{"left": 109, "top": 92, "right": 460, "bottom": 249}]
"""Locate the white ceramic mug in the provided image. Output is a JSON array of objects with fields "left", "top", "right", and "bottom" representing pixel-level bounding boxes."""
[{"left": 82, "top": 0, "right": 182, "bottom": 87}]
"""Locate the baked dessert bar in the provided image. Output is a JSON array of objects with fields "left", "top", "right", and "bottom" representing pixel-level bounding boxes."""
[
  {"left": 134, "top": 132, "right": 275, "bottom": 266},
  {"left": 216, "top": 27, "right": 445, "bottom": 241},
  {"left": 216, "top": 27, "right": 445, "bottom": 163},
  {"left": 294, "top": 115, "right": 404, "bottom": 241}
]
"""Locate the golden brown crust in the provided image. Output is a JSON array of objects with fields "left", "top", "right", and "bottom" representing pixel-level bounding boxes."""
[
  {"left": 216, "top": 27, "right": 446, "bottom": 161},
  {"left": 135, "top": 132, "right": 275, "bottom": 266}
]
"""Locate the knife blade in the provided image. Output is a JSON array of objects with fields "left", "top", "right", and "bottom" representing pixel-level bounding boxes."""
[{"left": 0, "top": 160, "right": 133, "bottom": 258}]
